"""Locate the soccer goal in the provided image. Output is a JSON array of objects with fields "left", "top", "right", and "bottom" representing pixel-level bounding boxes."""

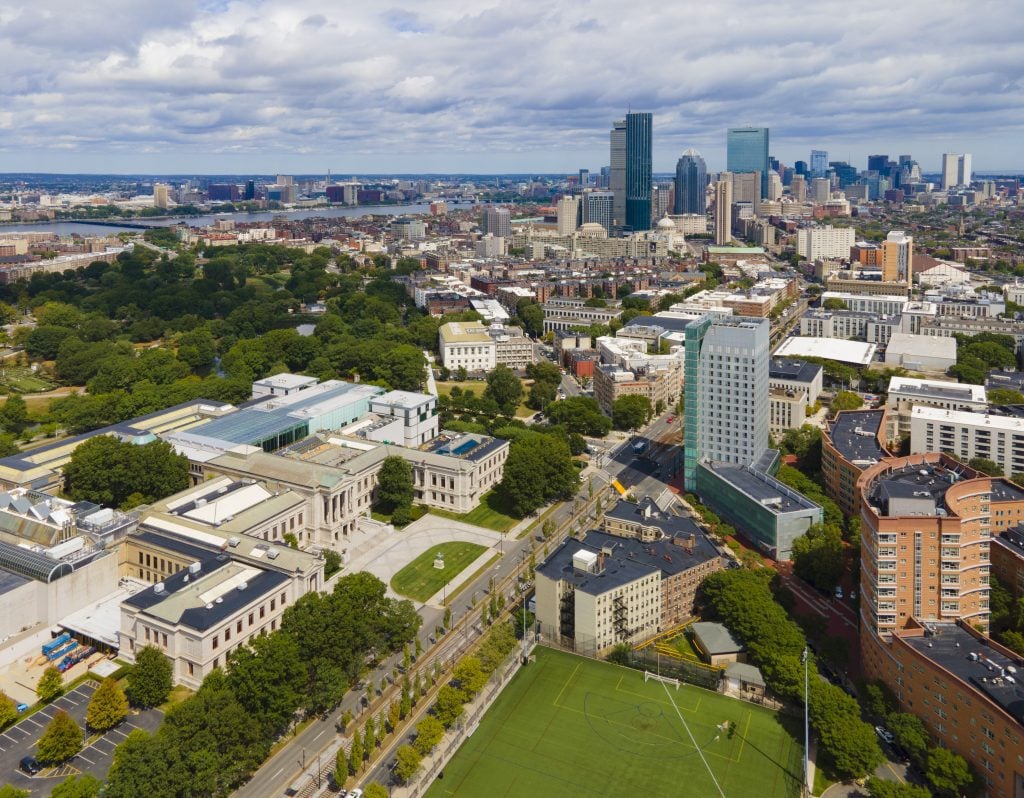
[{"left": 644, "top": 671, "right": 680, "bottom": 690}]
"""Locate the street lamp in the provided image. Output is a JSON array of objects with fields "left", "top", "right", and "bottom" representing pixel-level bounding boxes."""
[{"left": 802, "top": 648, "right": 810, "bottom": 797}]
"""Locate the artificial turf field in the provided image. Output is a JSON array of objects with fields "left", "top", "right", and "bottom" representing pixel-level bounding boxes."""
[{"left": 425, "top": 646, "right": 803, "bottom": 798}]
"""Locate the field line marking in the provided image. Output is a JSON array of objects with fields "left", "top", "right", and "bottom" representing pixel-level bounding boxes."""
[
  {"left": 660, "top": 679, "right": 725, "bottom": 798},
  {"left": 735, "top": 709, "right": 752, "bottom": 764},
  {"left": 552, "top": 662, "right": 581, "bottom": 709},
  {"left": 614, "top": 683, "right": 701, "bottom": 714}
]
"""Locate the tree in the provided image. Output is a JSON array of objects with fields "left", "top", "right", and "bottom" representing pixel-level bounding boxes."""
[
  {"left": 377, "top": 455, "right": 414, "bottom": 512},
  {"left": 51, "top": 774, "right": 103, "bottom": 798},
  {"left": 324, "top": 549, "right": 342, "bottom": 578},
  {"left": 925, "top": 746, "right": 973, "bottom": 797},
  {"left": 0, "top": 395, "right": 29, "bottom": 435},
  {"left": 887, "top": 712, "right": 929, "bottom": 764},
  {"left": 453, "top": 656, "right": 488, "bottom": 698},
  {"left": 37, "top": 665, "right": 63, "bottom": 702},
  {"left": 543, "top": 396, "right": 612, "bottom": 436},
  {"left": 348, "top": 727, "right": 363, "bottom": 775},
  {"left": 612, "top": 395, "right": 653, "bottom": 430},
  {"left": 63, "top": 437, "right": 188, "bottom": 509},
  {"left": 0, "top": 787, "right": 29, "bottom": 798},
  {"left": 226, "top": 633, "right": 305, "bottom": 739},
  {"left": 864, "top": 778, "right": 931, "bottom": 798},
  {"left": 86, "top": 677, "right": 128, "bottom": 732},
  {"left": 0, "top": 691, "right": 16, "bottom": 730},
  {"left": 792, "top": 524, "right": 844, "bottom": 592},
  {"left": 333, "top": 744, "right": 348, "bottom": 787},
  {"left": 394, "top": 744, "right": 422, "bottom": 784},
  {"left": 364, "top": 784, "right": 389, "bottom": 798},
  {"left": 830, "top": 391, "right": 863, "bottom": 416},
  {"left": 36, "top": 709, "right": 83, "bottom": 764},
  {"left": 364, "top": 715, "right": 377, "bottom": 752},
  {"left": 484, "top": 366, "right": 523, "bottom": 414},
  {"left": 822, "top": 298, "right": 849, "bottom": 311},
  {"left": 414, "top": 715, "right": 445, "bottom": 756},
  {"left": 989, "top": 388, "right": 1024, "bottom": 406},
  {"left": 126, "top": 645, "right": 172, "bottom": 708},
  {"left": 498, "top": 431, "right": 578, "bottom": 516},
  {"left": 968, "top": 457, "right": 1003, "bottom": 476},
  {"left": 433, "top": 685, "right": 466, "bottom": 728}
]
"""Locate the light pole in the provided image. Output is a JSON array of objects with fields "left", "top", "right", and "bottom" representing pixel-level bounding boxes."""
[{"left": 802, "top": 648, "right": 810, "bottom": 797}]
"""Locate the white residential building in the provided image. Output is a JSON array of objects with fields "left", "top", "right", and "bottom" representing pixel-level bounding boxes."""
[
  {"left": 438, "top": 321, "right": 496, "bottom": 373},
  {"left": 796, "top": 225, "right": 856, "bottom": 261},
  {"left": 910, "top": 406, "right": 1024, "bottom": 476},
  {"left": 886, "top": 377, "right": 987, "bottom": 436}
]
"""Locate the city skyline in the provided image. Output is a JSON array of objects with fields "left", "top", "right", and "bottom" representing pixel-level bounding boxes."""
[{"left": 1, "top": 1, "right": 1022, "bottom": 174}]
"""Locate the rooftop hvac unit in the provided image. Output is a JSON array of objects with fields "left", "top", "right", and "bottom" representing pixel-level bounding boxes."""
[
  {"left": 188, "top": 562, "right": 202, "bottom": 575},
  {"left": 228, "top": 537, "right": 241, "bottom": 548},
  {"left": 237, "top": 582, "right": 248, "bottom": 591},
  {"left": 267, "top": 549, "right": 280, "bottom": 560},
  {"left": 153, "top": 582, "right": 165, "bottom": 594}
]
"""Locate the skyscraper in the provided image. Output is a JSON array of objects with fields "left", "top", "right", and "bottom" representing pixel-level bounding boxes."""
[
  {"left": 683, "top": 315, "right": 770, "bottom": 490},
  {"left": 153, "top": 183, "right": 169, "bottom": 209},
  {"left": 727, "top": 127, "right": 770, "bottom": 198},
  {"left": 609, "top": 120, "right": 626, "bottom": 231},
  {"left": 625, "top": 112, "right": 653, "bottom": 232},
  {"left": 482, "top": 207, "right": 511, "bottom": 239},
  {"left": 810, "top": 150, "right": 828, "bottom": 177},
  {"left": 578, "top": 169, "right": 590, "bottom": 188},
  {"left": 958, "top": 153, "right": 972, "bottom": 187},
  {"left": 673, "top": 149, "right": 707, "bottom": 215},
  {"left": 790, "top": 174, "right": 806, "bottom": 202},
  {"left": 556, "top": 195, "right": 580, "bottom": 235},
  {"left": 713, "top": 175, "right": 732, "bottom": 246},
  {"left": 867, "top": 154, "right": 890, "bottom": 174},
  {"left": 582, "top": 191, "right": 615, "bottom": 233},
  {"left": 941, "top": 153, "right": 959, "bottom": 190}
]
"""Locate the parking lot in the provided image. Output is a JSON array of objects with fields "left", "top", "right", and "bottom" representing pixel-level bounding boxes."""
[{"left": 0, "top": 680, "right": 163, "bottom": 790}]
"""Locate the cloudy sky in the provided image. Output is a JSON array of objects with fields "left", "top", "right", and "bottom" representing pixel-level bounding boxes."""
[{"left": 1, "top": 0, "right": 1021, "bottom": 175}]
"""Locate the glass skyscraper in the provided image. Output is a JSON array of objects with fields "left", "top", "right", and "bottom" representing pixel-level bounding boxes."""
[
  {"left": 625, "top": 112, "right": 652, "bottom": 232},
  {"left": 673, "top": 149, "right": 707, "bottom": 215},
  {"left": 810, "top": 149, "right": 828, "bottom": 177},
  {"left": 726, "top": 127, "right": 769, "bottom": 199}
]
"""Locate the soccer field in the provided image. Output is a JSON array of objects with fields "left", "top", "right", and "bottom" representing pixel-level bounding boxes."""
[{"left": 425, "top": 647, "right": 803, "bottom": 798}]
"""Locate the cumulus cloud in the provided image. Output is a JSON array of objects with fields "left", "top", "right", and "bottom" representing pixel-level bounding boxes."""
[{"left": 0, "top": 0, "right": 1020, "bottom": 172}]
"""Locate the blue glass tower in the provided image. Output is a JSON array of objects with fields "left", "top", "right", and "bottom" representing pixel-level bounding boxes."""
[
  {"left": 673, "top": 149, "right": 707, "bottom": 215},
  {"left": 727, "top": 127, "right": 769, "bottom": 198},
  {"left": 625, "top": 112, "right": 653, "bottom": 232}
]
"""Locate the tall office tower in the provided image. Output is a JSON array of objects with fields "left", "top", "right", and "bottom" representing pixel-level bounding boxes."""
[
  {"left": 810, "top": 149, "right": 828, "bottom": 177},
  {"left": 727, "top": 127, "right": 770, "bottom": 198},
  {"left": 731, "top": 171, "right": 761, "bottom": 215},
  {"left": 153, "top": 183, "right": 169, "bottom": 209},
  {"left": 625, "top": 112, "right": 653, "bottom": 232},
  {"left": 713, "top": 175, "right": 733, "bottom": 246},
  {"left": 810, "top": 177, "right": 831, "bottom": 204},
  {"left": 578, "top": 169, "right": 590, "bottom": 188},
  {"left": 882, "top": 230, "right": 913, "bottom": 283},
  {"left": 867, "top": 154, "right": 890, "bottom": 174},
  {"left": 767, "top": 172, "right": 783, "bottom": 201},
  {"left": 790, "top": 174, "right": 807, "bottom": 202},
  {"left": 958, "top": 153, "right": 972, "bottom": 186},
  {"left": 582, "top": 191, "right": 615, "bottom": 233},
  {"left": 673, "top": 149, "right": 707, "bottom": 214},
  {"left": 794, "top": 160, "right": 809, "bottom": 176},
  {"left": 244, "top": 180, "right": 256, "bottom": 201},
  {"left": 651, "top": 183, "right": 672, "bottom": 219},
  {"left": 683, "top": 315, "right": 770, "bottom": 491},
  {"left": 556, "top": 195, "right": 580, "bottom": 235},
  {"left": 482, "top": 207, "right": 511, "bottom": 239},
  {"left": 598, "top": 166, "right": 611, "bottom": 189},
  {"left": 941, "top": 153, "right": 959, "bottom": 190},
  {"left": 609, "top": 120, "right": 627, "bottom": 230},
  {"left": 276, "top": 175, "right": 294, "bottom": 187}
]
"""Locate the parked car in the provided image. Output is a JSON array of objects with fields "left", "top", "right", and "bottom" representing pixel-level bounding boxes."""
[
  {"left": 19, "top": 756, "right": 40, "bottom": 775},
  {"left": 834, "top": 585, "right": 844, "bottom": 599},
  {"left": 345, "top": 790, "right": 364, "bottom": 798},
  {"left": 875, "top": 726, "right": 895, "bottom": 745},
  {"left": 15, "top": 703, "right": 28, "bottom": 713}
]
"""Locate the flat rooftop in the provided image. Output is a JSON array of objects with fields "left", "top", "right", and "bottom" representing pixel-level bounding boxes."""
[
  {"left": 372, "top": 390, "right": 435, "bottom": 409},
  {"left": 992, "top": 480, "right": 1024, "bottom": 504},
  {"left": 769, "top": 357, "right": 823, "bottom": 385},
  {"left": 911, "top": 406, "right": 1024, "bottom": 433},
  {"left": 901, "top": 623, "right": 1024, "bottom": 725},
  {"left": 888, "top": 376, "right": 986, "bottom": 405},
  {"left": 827, "top": 410, "right": 890, "bottom": 466},
  {"left": 773, "top": 337, "right": 877, "bottom": 367},
  {"left": 868, "top": 461, "right": 973, "bottom": 517},
  {"left": 705, "top": 464, "right": 821, "bottom": 514},
  {"left": 987, "top": 370, "right": 1024, "bottom": 392}
]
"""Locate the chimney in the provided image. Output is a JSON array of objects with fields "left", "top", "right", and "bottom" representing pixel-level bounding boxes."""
[
  {"left": 688, "top": 533, "right": 696, "bottom": 552},
  {"left": 598, "top": 552, "right": 606, "bottom": 572}
]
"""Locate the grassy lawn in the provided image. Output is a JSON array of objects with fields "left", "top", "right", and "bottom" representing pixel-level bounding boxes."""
[
  {"left": 390, "top": 541, "right": 488, "bottom": 602},
  {"left": 0, "top": 367, "right": 57, "bottom": 393},
  {"left": 670, "top": 632, "right": 701, "bottom": 660},
  {"left": 427, "top": 490, "right": 519, "bottom": 533},
  {"left": 436, "top": 380, "right": 535, "bottom": 419},
  {"left": 426, "top": 647, "right": 803, "bottom": 798}
]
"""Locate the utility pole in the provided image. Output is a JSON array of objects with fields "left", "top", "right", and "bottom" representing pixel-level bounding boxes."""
[{"left": 802, "top": 648, "right": 810, "bottom": 797}]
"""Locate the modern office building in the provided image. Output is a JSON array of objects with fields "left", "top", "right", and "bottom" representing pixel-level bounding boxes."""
[
  {"left": 153, "top": 183, "right": 170, "bottom": 209},
  {"left": 610, "top": 119, "right": 627, "bottom": 231},
  {"left": 910, "top": 406, "right": 1024, "bottom": 477},
  {"left": 958, "top": 153, "right": 973, "bottom": 187},
  {"left": 941, "top": 153, "right": 960, "bottom": 191},
  {"left": 556, "top": 195, "right": 580, "bottom": 235},
  {"left": 625, "top": 112, "right": 653, "bottom": 232},
  {"left": 438, "top": 321, "right": 497, "bottom": 373},
  {"left": 481, "top": 207, "right": 511, "bottom": 239},
  {"left": 810, "top": 149, "right": 828, "bottom": 177},
  {"left": 582, "top": 190, "right": 615, "bottom": 233},
  {"left": 727, "top": 127, "right": 769, "bottom": 198},
  {"left": 713, "top": 176, "right": 733, "bottom": 246},
  {"left": 790, "top": 174, "right": 807, "bottom": 202},
  {"left": 768, "top": 358, "right": 823, "bottom": 406},
  {"left": 810, "top": 177, "right": 831, "bottom": 203},
  {"left": 673, "top": 150, "right": 707, "bottom": 215},
  {"left": 881, "top": 230, "right": 914, "bottom": 283},
  {"left": 683, "top": 315, "right": 770, "bottom": 490}
]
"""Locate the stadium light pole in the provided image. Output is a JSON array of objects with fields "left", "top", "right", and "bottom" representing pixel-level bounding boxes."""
[{"left": 802, "top": 647, "right": 810, "bottom": 797}]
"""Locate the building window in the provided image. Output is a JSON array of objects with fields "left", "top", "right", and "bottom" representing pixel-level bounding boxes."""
[{"left": 213, "top": 635, "right": 219, "bottom": 649}]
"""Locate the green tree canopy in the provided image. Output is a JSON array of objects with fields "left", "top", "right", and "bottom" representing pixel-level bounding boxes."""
[
  {"left": 483, "top": 366, "right": 523, "bottom": 414},
  {"left": 414, "top": 715, "right": 445, "bottom": 755},
  {"left": 792, "top": 524, "right": 844, "bottom": 592},
  {"left": 830, "top": 390, "right": 863, "bottom": 416},
  {"left": 925, "top": 745, "right": 974, "bottom": 797},
  {"left": 86, "top": 677, "right": 128, "bottom": 732},
  {"left": 37, "top": 665, "right": 64, "bottom": 703},
  {"left": 498, "top": 431, "right": 578, "bottom": 516},
  {"left": 543, "top": 396, "right": 612, "bottom": 436},
  {"left": 377, "top": 455, "right": 414, "bottom": 512},
  {"left": 865, "top": 778, "right": 931, "bottom": 798},
  {"left": 611, "top": 394, "right": 653, "bottom": 430},
  {"left": 51, "top": 774, "right": 103, "bottom": 798},
  {"left": 126, "top": 645, "right": 173, "bottom": 708},
  {"left": 968, "top": 457, "right": 1003, "bottom": 476},
  {"left": 394, "top": 744, "right": 422, "bottom": 784},
  {"left": 36, "top": 709, "right": 83, "bottom": 764},
  {"left": 822, "top": 298, "right": 849, "bottom": 310},
  {"left": 63, "top": 437, "right": 189, "bottom": 509}
]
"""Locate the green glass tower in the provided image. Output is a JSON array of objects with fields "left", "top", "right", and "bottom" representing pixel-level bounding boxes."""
[
  {"left": 727, "top": 127, "right": 769, "bottom": 199},
  {"left": 625, "top": 112, "right": 652, "bottom": 232}
]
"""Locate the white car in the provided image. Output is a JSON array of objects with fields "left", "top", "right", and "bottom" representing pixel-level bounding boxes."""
[
  {"left": 346, "top": 790, "right": 364, "bottom": 798},
  {"left": 834, "top": 585, "right": 843, "bottom": 600},
  {"left": 875, "top": 726, "right": 895, "bottom": 745}
]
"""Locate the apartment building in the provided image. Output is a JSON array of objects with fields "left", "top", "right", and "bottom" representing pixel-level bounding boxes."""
[
  {"left": 795, "top": 224, "right": 856, "bottom": 260},
  {"left": 541, "top": 298, "right": 623, "bottom": 333},
  {"left": 911, "top": 406, "right": 1024, "bottom": 477},
  {"left": 768, "top": 358, "right": 823, "bottom": 406},
  {"left": 769, "top": 388, "right": 807, "bottom": 434},
  {"left": 886, "top": 377, "right": 987, "bottom": 437},
  {"left": 822, "top": 409, "right": 892, "bottom": 517}
]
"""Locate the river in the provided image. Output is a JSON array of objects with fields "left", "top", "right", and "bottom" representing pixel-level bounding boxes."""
[{"left": 2, "top": 201, "right": 478, "bottom": 236}]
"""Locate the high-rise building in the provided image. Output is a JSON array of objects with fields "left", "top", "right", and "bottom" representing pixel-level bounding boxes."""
[
  {"left": 958, "top": 153, "right": 972, "bottom": 187},
  {"left": 790, "top": 174, "right": 807, "bottom": 202},
  {"left": 609, "top": 120, "right": 627, "bottom": 231},
  {"left": 683, "top": 315, "right": 770, "bottom": 490},
  {"left": 794, "top": 160, "right": 809, "bottom": 176},
  {"left": 941, "top": 153, "right": 959, "bottom": 190},
  {"left": 867, "top": 154, "right": 890, "bottom": 174},
  {"left": 556, "top": 195, "right": 580, "bottom": 235},
  {"left": 713, "top": 176, "right": 732, "bottom": 246},
  {"left": 673, "top": 149, "right": 707, "bottom": 215},
  {"left": 881, "top": 230, "right": 913, "bottom": 283},
  {"left": 244, "top": 180, "right": 256, "bottom": 201},
  {"left": 810, "top": 177, "right": 831, "bottom": 204},
  {"left": 582, "top": 191, "right": 615, "bottom": 233},
  {"left": 578, "top": 169, "right": 590, "bottom": 188},
  {"left": 153, "top": 183, "right": 170, "bottom": 209},
  {"left": 731, "top": 171, "right": 761, "bottom": 214},
  {"left": 625, "top": 112, "right": 653, "bottom": 232},
  {"left": 482, "top": 207, "right": 511, "bottom": 239},
  {"left": 727, "top": 127, "right": 770, "bottom": 198},
  {"left": 810, "top": 149, "right": 828, "bottom": 177},
  {"left": 767, "top": 172, "right": 783, "bottom": 202}
]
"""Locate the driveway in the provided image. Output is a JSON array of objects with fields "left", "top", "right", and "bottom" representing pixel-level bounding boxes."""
[{"left": 0, "top": 680, "right": 163, "bottom": 790}]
